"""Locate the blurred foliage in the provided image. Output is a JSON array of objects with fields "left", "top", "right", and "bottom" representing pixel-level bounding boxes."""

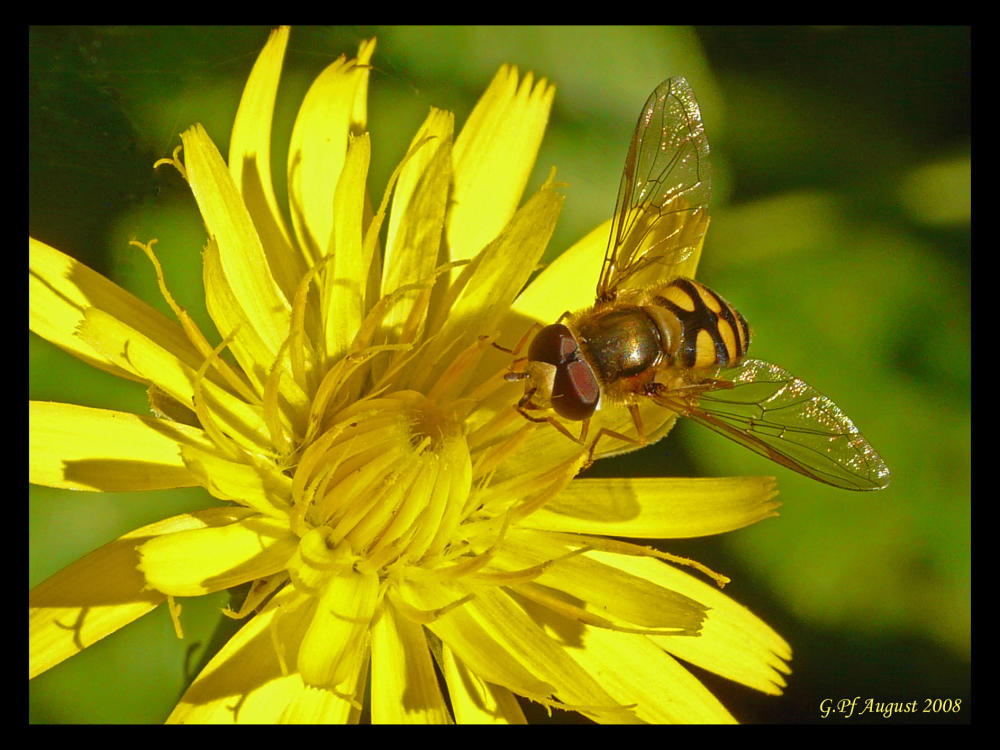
[{"left": 29, "top": 26, "right": 969, "bottom": 723}]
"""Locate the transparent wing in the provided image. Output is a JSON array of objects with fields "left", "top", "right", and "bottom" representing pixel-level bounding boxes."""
[
  {"left": 651, "top": 359, "right": 891, "bottom": 491},
  {"left": 596, "top": 77, "right": 712, "bottom": 302}
]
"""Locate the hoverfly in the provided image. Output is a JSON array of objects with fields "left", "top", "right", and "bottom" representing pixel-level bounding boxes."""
[{"left": 507, "top": 77, "right": 889, "bottom": 491}]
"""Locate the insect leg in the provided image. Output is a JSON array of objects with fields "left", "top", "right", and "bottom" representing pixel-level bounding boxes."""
[
  {"left": 649, "top": 378, "right": 734, "bottom": 399},
  {"left": 491, "top": 322, "right": 543, "bottom": 358},
  {"left": 514, "top": 396, "right": 587, "bottom": 446},
  {"left": 585, "top": 403, "right": 648, "bottom": 465}
]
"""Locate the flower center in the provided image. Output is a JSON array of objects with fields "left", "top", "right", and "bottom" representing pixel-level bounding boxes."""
[{"left": 292, "top": 390, "right": 472, "bottom": 573}]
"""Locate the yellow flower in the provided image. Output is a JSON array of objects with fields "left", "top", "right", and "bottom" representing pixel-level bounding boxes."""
[{"left": 29, "top": 28, "right": 789, "bottom": 723}]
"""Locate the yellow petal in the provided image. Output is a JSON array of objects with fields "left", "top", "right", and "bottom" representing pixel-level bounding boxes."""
[
  {"left": 450, "top": 182, "right": 564, "bottom": 334},
  {"left": 297, "top": 551, "right": 379, "bottom": 688},
  {"left": 323, "top": 132, "right": 371, "bottom": 363},
  {"left": 407, "top": 580, "right": 633, "bottom": 722},
  {"left": 280, "top": 680, "right": 367, "bottom": 724},
  {"left": 169, "top": 585, "right": 362, "bottom": 724},
  {"left": 381, "top": 107, "right": 454, "bottom": 335},
  {"left": 29, "top": 401, "right": 212, "bottom": 491},
  {"left": 29, "top": 237, "right": 199, "bottom": 379},
  {"left": 494, "top": 528, "right": 706, "bottom": 634},
  {"left": 596, "top": 551, "right": 793, "bottom": 695},
  {"left": 30, "top": 508, "right": 245, "bottom": 678},
  {"left": 449, "top": 66, "right": 555, "bottom": 264},
  {"left": 510, "top": 214, "right": 704, "bottom": 327},
  {"left": 511, "top": 218, "right": 611, "bottom": 324},
  {"left": 287, "top": 38, "right": 375, "bottom": 266},
  {"left": 371, "top": 603, "right": 451, "bottom": 723},
  {"left": 522, "top": 476, "right": 780, "bottom": 538},
  {"left": 183, "top": 124, "right": 293, "bottom": 377},
  {"left": 228, "top": 26, "right": 304, "bottom": 302},
  {"left": 412, "top": 180, "right": 563, "bottom": 396},
  {"left": 201, "top": 236, "right": 309, "bottom": 420},
  {"left": 565, "top": 625, "right": 736, "bottom": 723},
  {"left": 397, "top": 579, "right": 551, "bottom": 698},
  {"left": 439, "top": 643, "right": 527, "bottom": 723},
  {"left": 75, "top": 306, "right": 271, "bottom": 453},
  {"left": 178, "top": 443, "right": 293, "bottom": 518},
  {"left": 137, "top": 511, "right": 297, "bottom": 596}
]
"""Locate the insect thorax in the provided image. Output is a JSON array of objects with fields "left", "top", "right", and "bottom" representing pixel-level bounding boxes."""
[{"left": 574, "top": 306, "right": 663, "bottom": 384}]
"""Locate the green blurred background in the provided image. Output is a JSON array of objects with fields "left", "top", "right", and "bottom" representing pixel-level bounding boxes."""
[{"left": 29, "top": 26, "right": 970, "bottom": 723}]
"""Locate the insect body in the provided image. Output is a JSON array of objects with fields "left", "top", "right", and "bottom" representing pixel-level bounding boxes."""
[
  {"left": 524, "top": 278, "right": 748, "bottom": 420},
  {"left": 511, "top": 77, "right": 890, "bottom": 491}
]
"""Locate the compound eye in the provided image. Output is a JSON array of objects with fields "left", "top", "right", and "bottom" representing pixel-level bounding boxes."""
[
  {"left": 528, "top": 324, "right": 578, "bottom": 366},
  {"left": 552, "top": 358, "right": 600, "bottom": 420}
]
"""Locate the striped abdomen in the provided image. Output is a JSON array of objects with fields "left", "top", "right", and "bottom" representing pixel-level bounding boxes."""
[{"left": 650, "top": 277, "right": 751, "bottom": 369}]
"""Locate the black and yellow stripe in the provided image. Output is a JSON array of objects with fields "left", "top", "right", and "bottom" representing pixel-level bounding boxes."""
[{"left": 655, "top": 278, "right": 750, "bottom": 369}]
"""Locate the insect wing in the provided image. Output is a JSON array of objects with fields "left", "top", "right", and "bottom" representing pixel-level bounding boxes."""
[
  {"left": 597, "top": 77, "right": 712, "bottom": 302},
  {"left": 653, "top": 359, "right": 890, "bottom": 491}
]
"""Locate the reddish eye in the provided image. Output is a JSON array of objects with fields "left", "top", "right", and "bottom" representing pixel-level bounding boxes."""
[
  {"left": 529, "top": 324, "right": 600, "bottom": 420},
  {"left": 529, "top": 324, "right": 578, "bottom": 366},
  {"left": 552, "top": 359, "right": 600, "bottom": 420}
]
